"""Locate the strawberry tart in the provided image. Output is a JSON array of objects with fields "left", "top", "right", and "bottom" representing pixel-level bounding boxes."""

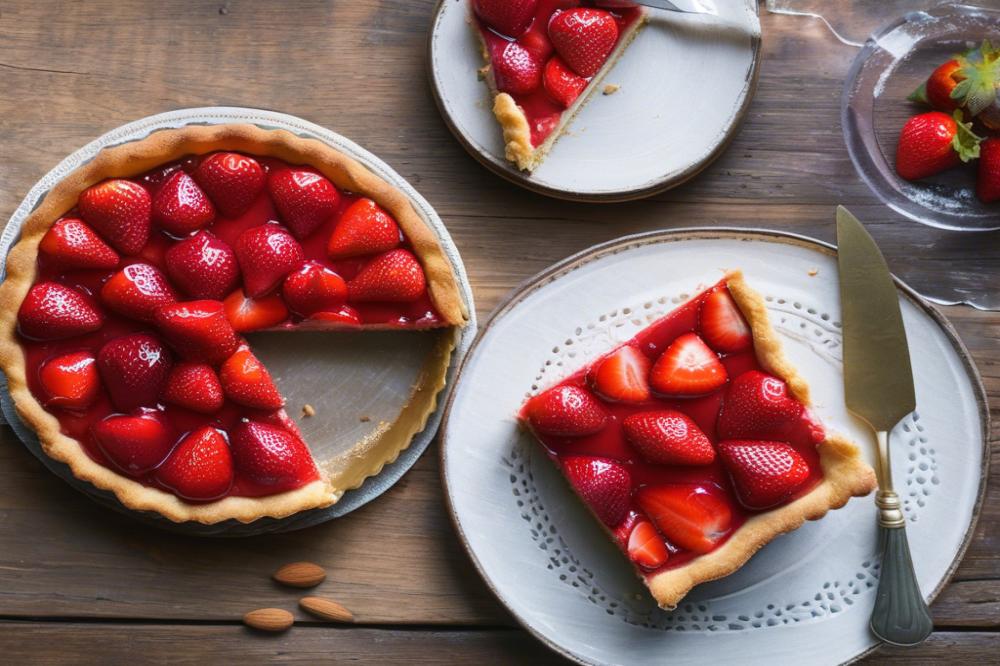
[
  {"left": 0, "top": 124, "right": 467, "bottom": 524},
  {"left": 520, "top": 272, "right": 876, "bottom": 608}
]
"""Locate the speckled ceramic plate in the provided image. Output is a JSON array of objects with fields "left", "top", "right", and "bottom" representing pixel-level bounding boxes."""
[{"left": 440, "top": 229, "right": 987, "bottom": 665}]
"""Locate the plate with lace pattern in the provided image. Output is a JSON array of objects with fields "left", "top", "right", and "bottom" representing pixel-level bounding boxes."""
[{"left": 440, "top": 228, "right": 988, "bottom": 665}]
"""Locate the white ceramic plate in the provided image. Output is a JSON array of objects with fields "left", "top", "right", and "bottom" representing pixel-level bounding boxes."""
[
  {"left": 440, "top": 229, "right": 988, "bottom": 665},
  {"left": 428, "top": 0, "right": 762, "bottom": 201},
  {"left": 0, "top": 107, "right": 478, "bottom": 536}
]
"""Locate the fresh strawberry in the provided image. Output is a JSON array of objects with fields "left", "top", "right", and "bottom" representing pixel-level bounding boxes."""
[
  {"left": 219, "top": 347, "right": 283, "bottom": 410},
  {"left": 222, "top": 289, "right": 289, "bottom": 332},
  {"left": 155, "top": 426, "right": 233, "bottom": 500},
  {"left": 474, "top": 0, "right": 538, "bottom": 37},
  {"left": 649, "top": 332, "right": 727, "bottom": 397},
  {"left": 543, "top": 55, "right": 587, "bottom": 108},
  {"left": 635, "top": 483, "right": 732, "bottom": 554},
  {"left": 92, "top": 408, "right": 174, "bottom": 475},
  {"left": 230, "top": 420, "right": 318, "bottom": 490},
  {"left": 909, "top": 59, "right": 963, "bottom": 112},
  {"left": 548, "top": 8, "right": 618, "bottom": 78},
  {"left": 716, "top": 370, "right": 808, "bottom": 441},
  {"left": 164, "top": 230, "right": 240, "bottom": 300},
  {"left": 100, "top": 262, "right": 178, "bottom": 322},
  {"left": 96, "top": 333, "right": 173, "bottom": 412},
  {"left": 950, "top": 40, "right": 1000, "bottom": 119},
  {"left": 308, "top": 305, "right": 362, "bottom": 326},
  {"left": 77, "top": 179, "right": 152, "bottom": 255},
  {"left": 152, "top": 170, "right": 215, "bottom": 236},
  {"left": 17, "top": 282, "right": 103, "bottom": 340},
  {"left": 192, "top": 152, "right": 266, "bottom": 218},
  {"left": 622, "top": 410, "right": 715, "bottom": 466},
  {"left": 977, "top": 137, "right": 1000, "bottom": 203},
  {"left": 234, "top": 224, "right": 305, "bottom": 297},
  {"left": 161, "top": 362, "right": 225, "bottom": 414},
  {"left": 494, "top": 41, "right": 543, "bottom": 96},
  {"left": 282, "top": 261, "right": 348, "bottom": 317},
  {"left": 699, "top": 288, "right": 752, "bottom": 353},
  {"left": 527, "top": 384, "right": 607, "bottom": 437},
  {"left": 39, "top": 351, "right": 100, "bottom": 410},
  {"left": 267, "top": 168, "right": 340, "bottom": 239},
  {"left": 561, "top": 456, "right": 631, "bottom": 527},
  {"left": 326, "top": 198, "right": 401, "bottom": 259},
  {"left": 154, "top": 300, "right": 240, "bottom": 364},
  {"left": 347, "top": 249, "right": 427, "bottom": 303},
  {"left": 590, "top": 345, "right": 651, "bottom": 403},
  {"left": 626, "top": 518, "right": 670, "bottom": 570},
  {"left": 39, "top": 217, "right": 120, "bottom": 270},
  {"left": 718, "top": 440, "right": 810, "bottom": 509},
  {"left": 895, "top": 110, "right": 981, "bottom": 180}
]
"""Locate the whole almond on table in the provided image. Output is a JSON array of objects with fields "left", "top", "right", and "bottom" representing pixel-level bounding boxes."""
[
  {"left": 243, "top": 608, "right": 294, "bottom": 633},
  {"left": 299, "top": 596, "right": 355, "bottom": 623},
  {"left": 273, "top": 561, "right": 326, "bottom": 588}
]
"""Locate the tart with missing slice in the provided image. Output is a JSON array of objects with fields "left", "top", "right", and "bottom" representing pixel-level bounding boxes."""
[
  {"left": 471, "top": 0, "right": 647, "bottom": 171},
  {"left": 0, "top": 124, "right": 467, "bottom": 524},
  {"left": 519, "top": 272, "right": 876, "bottom": 609}
]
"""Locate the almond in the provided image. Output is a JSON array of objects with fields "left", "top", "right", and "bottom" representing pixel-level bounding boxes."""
[
  {"left": 243, "top": 607, "right": 294, "bottom": 632},
  {"left": 299, "top": 596, "right": 355, "bottom": 623},
  {"left": 273, "top": 561, "right": 326, "bottom": 588}
]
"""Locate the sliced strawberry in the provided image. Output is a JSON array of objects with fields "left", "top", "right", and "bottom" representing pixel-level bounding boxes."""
[
  {"left": 622, "top": 410, "right": 715, "bottom": 466},
  {"left": 230, "top": 420, "right": 319, "bottom": 490},
  {"left": 282, "top": 261, "right": 348, "bottom": 317},
  {"left": 77, "top": 179, "right": 152, "bottom": 255},
  {"left": 494, "top": 41, "right": 543, "bottom": 96},
  {"left": 590, "top": 345, "right": 651, "bottom": 403},
  {"left": 17, "top": 282, "right": 103, "bottom": 340},
  {"left": 977, "top": 137, "right": 1000, "bottom": 203},
  {"left": 92, "top": 408, "right": 174, "bottom": 475},
  {"left": 307, "top": 307, "right": 363, "bottom": 326},
  {"left": 326, "top": 198, "right": 401, "bottom": 259},
  {"left": 635, "top": 483, "right": 733, "bottom": 554},
  {"left": 718, "top": 440, "right": 811, "bottom": 509},
  {"left": 234, "top": 223, "right": 305, "bottom": 298},
  {"left": 100, "top": 262, "right": 178, "bottom": 322},
  {"left": 192, "top": 152, "right": 266, "bottom": 218},
  {"left": 155, "top": 426, "right": 233, "bottom": 500},
  {"left": 38, "top": 351, "right": 100, "bottom": 410},
  {"left": 473, "top": 0, "right": 538, "bottom": 38},
  {"left": 164, "top": 230, "right": 240, "bottom": 300},
  {"left": 347, "top": 249, "right": 427, "bottom": 303},
  {"left": 561, "top": 456, "right": 631, "bottom": 527},
  {"left": 161, "top": 362, "right": 225, "bottom": 414},
  {"left": 518, "top": 29, "right": 554, "bottom": 61},
  {"left": 219, "top": 347, "right": 283, "bottom": 410},
  {"left": 548, "top": 7, "right": 618, "bottom": 78},
  {"left": 222, "top": 289, "right": 289, "bottom": 332},
  {"left": 267, "top": 168, "right": 340, "bottom": 239},
  {"left": 699, "top": 289, "right": 752, "bottom": 353},
  {"left": 96, "top": 333, "right": 173, "bottom": 412},
  {"left": 649, "top": 332, "right": 727, "bottom": 396},
  {"left": 626, "top": 518, "right": 670, "bottom": 570},
  {"left": 152, "top": 170, "right": 216, "bottom": 236},
  {"left": 716, "top": 370, "right": 807, "bottom": 441},
  {"left": 543, "top": 55, "right": 587, "bottom": 108},
  {"left": 39, "top": 217, "right": 120, "bottom": 271},
  {"left": 154, "top": 300, "right": 240, "bottom": 364},
  {"left": 526, "top": 385, "right": 607, "bottom": 437}
]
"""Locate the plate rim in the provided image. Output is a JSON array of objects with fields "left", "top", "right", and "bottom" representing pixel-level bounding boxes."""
[{"left": 438, "top": 226, "right": 990, "bottom": 665}]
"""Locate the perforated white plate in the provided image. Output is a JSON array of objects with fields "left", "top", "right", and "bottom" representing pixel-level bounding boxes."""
[{"left": 441, "top": 229, "right": 987, "bottom": 665}]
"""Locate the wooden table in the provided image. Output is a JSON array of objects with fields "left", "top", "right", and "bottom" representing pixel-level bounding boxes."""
[{"left": 0, "top": 2, "right": 996, "bottom": 663}]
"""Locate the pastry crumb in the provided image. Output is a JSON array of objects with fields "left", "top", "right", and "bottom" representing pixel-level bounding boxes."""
[
  {"left": 359, "top": 415, "right": 371, "bottom": 423},
  {"left": 807, "top": 268, "right": 819, "bottom": 277},
  {"left": 602, "top": 83, "right": 620, "bottom": 96},
  {"left": 477, "top": 65, "right": 489, "bottom": 81},
  {"left": 302, "top": 404, "right": 316, "bottom": 418}
]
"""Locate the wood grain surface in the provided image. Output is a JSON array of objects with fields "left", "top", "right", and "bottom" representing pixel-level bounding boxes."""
[{"left": 0, "top": 0, "right": 997, "bottom": 663}]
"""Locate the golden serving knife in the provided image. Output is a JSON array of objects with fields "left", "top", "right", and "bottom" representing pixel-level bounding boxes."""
[{"left": 836, "top": 206, "right": 933, "bottom": 646}]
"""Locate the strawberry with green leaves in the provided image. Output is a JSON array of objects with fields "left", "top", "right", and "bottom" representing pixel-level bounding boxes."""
[
  {"left": 895, "top": 110, "right": 981, "bottom": 181},
  {"left": 950, "top": 39, "right": 1000, "bottom": 129}
]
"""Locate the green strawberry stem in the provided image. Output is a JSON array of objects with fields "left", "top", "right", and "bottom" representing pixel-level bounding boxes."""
[
  {"left": 951, "top": 39, "right": 1000, "bottom": 116},
  {"left": 908, "top": 82, "right": 929, "bottom": 106},
  {"left": 952, "top": 109, "right": 983, "bottom": 162}
]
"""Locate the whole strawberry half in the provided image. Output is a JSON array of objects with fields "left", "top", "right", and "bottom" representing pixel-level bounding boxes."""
[
  {"left": 699, "top": 289, "right": 752, "bottom": 353},
  {"left": 78, "top": 179, "right": 152, "bottom": 255},
  {"left": 192, "top": 152, "right": 267, "bottom": 218},
  {"left": 152, "top": 170, "right": 216, "bottom": 236},
  {"left": 100, "top": 262, "right": 178, "bottom": 322},
  {"left": 622, "top": 410, "right": 715, "bottom": 466},
  {"left": 17, "top": 282, "right": 103, "bottom": 341},
  {"left": 39, "top": 351, "right": 100, "bottom": 410},
  {"left": 526, "top": 384, "right": 607, "bottom": 437},
  {"left": 716, "top": 370, "right": 811, "bottom": 441},
  {"left": 347, "top": 249, "right": 427, "bottom": 303},
  {"left": 590, "top": 344, "right": 651, "bottom": 403},
  {"left": 234, "top": 224, "right": 305, "bottom": 298},
  {"left": 219, "top": 347, "right": 284, "bottom": 411},
  {"left": 624, "top": 517, "right": 670, "bottom": 570},
  {"left": 977, "top": 137, "right": 1000, "bottom": 203},
  {"left": 473, "top": 0, "right": 538, "bottom": 38},
  {"left": 543, "top": 55, "right": 587, "bottom": 108},
  {"left": 909, "top": 59, "right": 964, "bottom": 112},
  {"left": 561, "top": 456, "right": 631, "bottom": 527},
  {"left": 268, "top": 168, "right": 341, "bottom": 240},
  {"left": 92, "top": 409, "right": 175, "bottom": 475},
  {"left": 895, "top": 110, "right": 981, "bottom": 180},
  {"left": 154, "top": 300, "right": 240, "bottom": 364},
  {"left": 231, "top": 420, "right": 318, "bottom": 490},
  {"left": 39, "top": 218, "right": 120, "bottom": 271},
  {"left": 718, "top": 440, "right": 811, "bottom": 509},
  {"left": 635, "top": 483, "right": 732, "bottom": 554},
  {"left": 155, "top": 426, "right": 234, "bottom": 501},
  {"left": 548, "top": 8, "right": 618, "bottom": 78},
  {"left": 282, "top": 261, "right": 348, "bottom": 317},
  {"left": 96, "top": 333, "right": 173, "bottom": 412},
  {"left": 327, "top": 197, "right": 401, "bottom": 259},
  {"left": 649, "top": 332, "right": 727, "bottom": 397},
  {"left": 494, "top": 41, "right": 543, "bottom": 96},
  {"left": 222, "top": 289, "right": 289, "bottom": 332},
  {"left": 161, "top": 362, "right": 225, "bottom": 414},
  {"left": 164, "top": 230, "right": 240, "bottom": 300}
]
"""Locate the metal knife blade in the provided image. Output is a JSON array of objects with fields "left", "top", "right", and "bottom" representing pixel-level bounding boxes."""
[
  {"left": 594, "top": 0, "right": 717, "bottom": 15},
  {"left": 836, "top": 206, "right": 916, "bottom": 432}
]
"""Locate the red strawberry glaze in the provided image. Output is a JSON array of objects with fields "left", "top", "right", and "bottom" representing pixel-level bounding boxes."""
[
  {"left": 519, "top": 279, "right": 826, "bottom": 575},
  {"left": 474, "top": 0, "right": 642, "bottom": 147}
]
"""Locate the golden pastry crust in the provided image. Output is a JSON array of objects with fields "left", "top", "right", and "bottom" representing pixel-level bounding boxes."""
[{"left": 0, "top": 124, "right": 467, "bottom": 524}]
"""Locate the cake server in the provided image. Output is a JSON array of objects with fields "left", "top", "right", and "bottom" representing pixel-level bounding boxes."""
[{"left": 836, "top": 205, "right": 933, "bottom": 647}]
